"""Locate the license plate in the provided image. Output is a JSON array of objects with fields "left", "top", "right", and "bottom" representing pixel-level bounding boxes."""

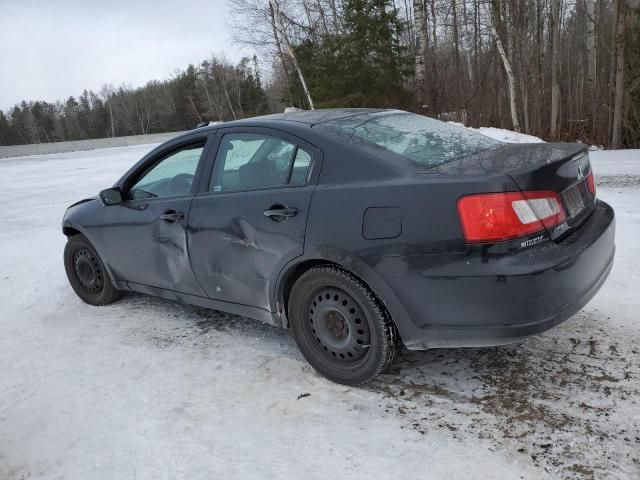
[{"left": 562, "top": 183, "right": 585, "bottom": 218}]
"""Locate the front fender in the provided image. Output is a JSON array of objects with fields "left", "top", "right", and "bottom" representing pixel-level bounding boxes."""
[{"left": 62, "top": 200, "right": 119, "bottom": 286}]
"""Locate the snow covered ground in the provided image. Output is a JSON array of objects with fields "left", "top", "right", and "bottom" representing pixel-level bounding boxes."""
[{"left": 0, "top": 143, "right": 638, "bottom": 480}]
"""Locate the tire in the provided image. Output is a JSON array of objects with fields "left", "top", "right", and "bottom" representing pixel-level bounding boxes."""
[
  {"left": 288, "top": 265, "right": 397, "bottom": 385},
  {"left": 64, "top": 234, "right": 123, "bottom": 306}
]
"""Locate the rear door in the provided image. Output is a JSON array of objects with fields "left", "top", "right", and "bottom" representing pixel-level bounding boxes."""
[{"left": 188, "top": 127, "right": 321, "bottom": 310}]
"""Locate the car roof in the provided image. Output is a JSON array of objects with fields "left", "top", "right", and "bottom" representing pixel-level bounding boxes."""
[
  {"left": 245, "top": 108, "right": 388, "bottom": 125},
  {"left": 187, "top": 108, "right": 391, "bottom": 134}
]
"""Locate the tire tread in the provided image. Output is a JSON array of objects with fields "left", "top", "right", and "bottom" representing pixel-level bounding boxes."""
[
  {"left": 289, "top": 265, "right": 397, "bottom": 384},
  {"left": 64, "top": 234, "right": 123, "bottom": 306}
]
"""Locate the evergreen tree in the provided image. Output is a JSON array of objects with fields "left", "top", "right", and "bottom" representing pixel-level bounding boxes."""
[
  {"left": 238, "top": 56, "right": 269, "bottom": 116},
  {"left": 0, "top": 110, "right": 17, "bottom": 145},
  {"left": 287, "top": 0, "right": 412, "bottom": 108}
]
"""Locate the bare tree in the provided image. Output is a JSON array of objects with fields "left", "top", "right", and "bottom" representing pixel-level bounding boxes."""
[
  {"left": 269, "top": 1, "right": 291, "bottom": 78},
  {"left": 610, "top": 0, "right": 627, "bottom": 148},
  {"left": 486, "top": 3, "right": 521, "bottom": 133},
  {"left": 413, "top": 0, "right": 427, "bottom": 107},
  {"left": 269, "top": 0, "right": 315, "bottom": 109},
  {"left": 585, "top": 0, "right": 597, "bottom": 88},
  {"left": 585, "top": 0, "right": 597, "bottom": 137},
  {"left": 99, "top": 84, "right": 116, "bottom": 137},
  {"left": 213, "top": 62, "right": 238, "bottom": 120},
  {"left": 550, "top": 0, "right": 561, "bottom": 139}
]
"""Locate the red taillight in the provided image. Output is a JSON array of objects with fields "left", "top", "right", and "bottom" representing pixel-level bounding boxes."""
[
  {"left": 457, "top": 191, "right": 565, "bottom": 243},
  {"left": 586, "top": 172, "right": 596, "bottom": 195}
]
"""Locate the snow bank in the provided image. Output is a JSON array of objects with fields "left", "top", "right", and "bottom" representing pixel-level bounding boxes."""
[
  {"left": 449, "top": 123, "right": 639, "bottom": 178},
  {"left": 471, "top": 126, "right": 545, "bottom": 143},
  {"left": 590, "top": 149, "right": 640, "bottom": 176},
  {"left": 448, "top": 121, "right": 545, "bottom": 143}
]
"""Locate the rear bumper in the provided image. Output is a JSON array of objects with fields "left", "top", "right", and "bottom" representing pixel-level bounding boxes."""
[{"left": 387, "top": 200, "right": 615, "bottom": 349}]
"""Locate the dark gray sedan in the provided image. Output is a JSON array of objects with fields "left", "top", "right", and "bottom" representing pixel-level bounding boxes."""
[{"left": 62, "top": 109, "right": 615, "bottom": 384}]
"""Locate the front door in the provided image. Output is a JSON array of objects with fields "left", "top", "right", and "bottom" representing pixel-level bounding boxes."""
[
  {"left": 101, "top": 138, "right": 209, "bottom": 296},
  {"left": 188, "top": 129, "right": 320, "bottom": 310}
]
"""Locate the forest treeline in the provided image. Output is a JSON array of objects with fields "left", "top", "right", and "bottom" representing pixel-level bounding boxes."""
[
  {"left": 2, "top": 0, "right": 639, "bottom": 148},
  {"left": 0, "top": 57, "right": 269, "bottom": 146}
]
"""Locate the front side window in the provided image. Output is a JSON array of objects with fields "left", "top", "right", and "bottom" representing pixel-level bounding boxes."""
[
  {"left": 129, "top": 142, "right": 205, "bottom": 200},
  {"left": 210, "top": 133, "right": 312, "bottom": 192}
]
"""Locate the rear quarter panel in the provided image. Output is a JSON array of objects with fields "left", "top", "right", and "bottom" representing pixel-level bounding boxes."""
[{"left": 305, "top": 149, "right": 520, "bottom": 342}]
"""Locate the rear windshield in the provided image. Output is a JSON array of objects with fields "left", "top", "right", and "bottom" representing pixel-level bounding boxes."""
[{"left": 319, "top": 111, "right": 501, "bottom": 168}]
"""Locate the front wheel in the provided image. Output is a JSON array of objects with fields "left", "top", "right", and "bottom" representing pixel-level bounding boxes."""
[
  {"left": 288, "top": 266, "right": 397, "bottom": 385},
  {"left": 64, "top": 234, "right": 123, "bottom": 306}
]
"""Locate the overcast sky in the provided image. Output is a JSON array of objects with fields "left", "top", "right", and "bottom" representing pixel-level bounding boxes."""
[{"left": 0, "top": 0, "right": 248, "bottom": 110}]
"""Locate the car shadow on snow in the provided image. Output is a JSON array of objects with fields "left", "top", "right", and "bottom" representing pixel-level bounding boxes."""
[
  {"left": 115, "top": 292, "right": 639, "bottom": 479},
  {"left": 114, "top": 292, "right": 297, "bottom": 354}
]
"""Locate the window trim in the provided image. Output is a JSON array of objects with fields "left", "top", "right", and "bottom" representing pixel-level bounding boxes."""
[
  {"left": 285, "top": 144, "right": 299, "bottom": 184},
  {"left": 200, "top": 127, "right": 320, "bottom": 196},
  {"left": 120, "top": 136, "right": 209, "bottom": 203}
]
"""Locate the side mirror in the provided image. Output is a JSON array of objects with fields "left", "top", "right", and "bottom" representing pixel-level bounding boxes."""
[{"left": 99, "top": 187, "right": 122, "bottom": 206}]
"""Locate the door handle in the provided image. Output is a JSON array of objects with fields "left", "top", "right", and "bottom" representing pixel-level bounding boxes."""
[
  {"left": 263, "top": 205, "right": 298, "bottom": 222},
  {"left": 159, "top": 210, "right": 184, "bottom": 222}
]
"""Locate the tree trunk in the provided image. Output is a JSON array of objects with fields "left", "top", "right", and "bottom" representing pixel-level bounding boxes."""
[
  {"left": 315, "top": 0, "right": 329, "bottom": 35},
  {"left": 215, "top": 66, "right": 237, "bottom": 120},
  {"left": 451, "top": 0, "right": 461, "bottom": 101},
  {"left": 269, "top": 2, "right": 290, "bottom": 79},
  {"left": 328, "top": 0, "right": 339, "bottom": 32},
  {"left": 585, "top": 0, "right": 597, "bottom": 138},
  {"left": 585, "top": 0, "right": 597, "bottom": 89},
  {"left": 473, "top": 0, "right": 479, "bottom": 83},
  {"left": 585, "top": 0, "right": 598, "bottom": 138},
  {"left": 234, "top": 68, "right": 244, "bottom": 116},
  {"left": 608, "top": 0, "right": 618, "bottom": 140},
  {"left": 108, "top": 101, "right": 115, "bottom": 138},
  {"left": 428, "top": 0, "right": 439, "bottom": 114},
  {"left": 269, "top": 0, "right": 315, "bottom": 109},
  {"left": 550, "top": 0, "right": 561, "bottom": 139},
  {"left": 413, "top": 0, "right": 427, "bottom": 106},
  {"left": 487, "top": 7, "right": 521, "bottom": 133},
  {"left": 202, "top": 76, "right": 223, "bottom": 122},
  {"left": 522, "top": 74, "right": 530, "bottom": 133},
  {"left": 535, "top": 0, "right": 544, "bottom": 136},
  {"left": 188, "top": 96, "right": 203, "bottom": 123},
  {"left": 610, "top": 0, "right": 626, "bottom": 148}
]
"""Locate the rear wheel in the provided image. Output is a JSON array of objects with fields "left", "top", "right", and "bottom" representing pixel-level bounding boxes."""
[
  {"left": 64, "top": 234, "right": 123, "bottom": 306},
  {"left": 288, "top": 266, "right": 397, "bottom": 385}
]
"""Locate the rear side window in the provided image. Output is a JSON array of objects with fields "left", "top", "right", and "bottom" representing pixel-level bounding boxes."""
[
  {"left": 210, "top": 133, "right": 312, "bottom": 192},
  {"left": 320, "top": 111, "right": 500, "bottom": 168},
  {"left": 290, "top": 148, "right": 312, "bottom": 184}
]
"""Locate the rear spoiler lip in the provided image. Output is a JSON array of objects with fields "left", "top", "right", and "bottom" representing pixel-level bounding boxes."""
[{"left": 424, "top": 142, "right": 587, "bottom": 177}]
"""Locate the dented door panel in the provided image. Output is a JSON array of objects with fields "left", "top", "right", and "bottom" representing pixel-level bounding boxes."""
[
  {"left": 188, "top": 186, "right": 314, "bottom": 310},
  {"left": 101, "top": 196, "right": 206, "bottom": 296}
]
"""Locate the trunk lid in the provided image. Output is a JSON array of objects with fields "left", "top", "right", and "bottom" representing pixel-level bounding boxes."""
[{"left": 431, "top": 143, "right": 596, "bottom": 240}]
